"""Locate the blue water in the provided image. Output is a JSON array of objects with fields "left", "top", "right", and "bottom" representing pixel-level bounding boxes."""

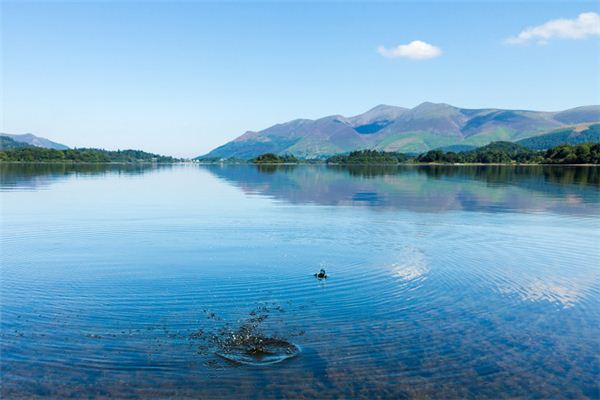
[{"left": 1, "top": 164, "right": 599, "bottom": 398}]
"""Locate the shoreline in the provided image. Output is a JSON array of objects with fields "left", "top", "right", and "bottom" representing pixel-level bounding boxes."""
[
  {"left": 0, "top": 161, "right": 191, "bottom": 165},
  {"left": 209, "top": 161, "right": 599, "bottom": 166},
  {"left": 2, "top": 161, "right": 597, "bottom": 167}
]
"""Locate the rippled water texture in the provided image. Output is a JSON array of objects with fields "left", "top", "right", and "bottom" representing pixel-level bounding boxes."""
[{"left": 1, "top": 164, "right": 599, "bottom": 398}]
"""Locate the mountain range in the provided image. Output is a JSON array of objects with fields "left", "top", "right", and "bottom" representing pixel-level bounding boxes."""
[
  {"left": 0, "top": 133, "right": 69, "bottom": 150},
  {"left": 2, "top": 104, "right": 600, "bottom": 159},
  {"left": 199, "top": 103, "right": 600, "bottom": 159}
]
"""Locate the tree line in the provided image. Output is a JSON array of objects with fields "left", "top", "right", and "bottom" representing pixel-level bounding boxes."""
[
  {"left": 3, "top": 141, "right": 599, "bottom": 164},
  {"left": 326, "top": 142, "right": 600, "bottom": 165},
  {"left": 252, "top": 153, "right": 299, "bottom": 164},
  {"left": 0, "top": 147, "right": 180, "bottom": 163}
]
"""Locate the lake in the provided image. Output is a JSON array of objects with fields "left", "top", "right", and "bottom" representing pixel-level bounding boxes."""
[{"left": 1, "top": 163, "right": 599, "bottom": 398}]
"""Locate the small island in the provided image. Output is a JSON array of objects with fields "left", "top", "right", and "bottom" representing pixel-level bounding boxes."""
[{"left": 251, "top": 153, "right": 299, "bottom": 164}]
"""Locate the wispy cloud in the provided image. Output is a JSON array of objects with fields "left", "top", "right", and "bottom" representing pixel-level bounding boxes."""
[
  {"left": 506, "top": 12, "right": 600, "bottom": 45},
  {"left": 377, "top": 40, "right": 442, "bottom": 60}
]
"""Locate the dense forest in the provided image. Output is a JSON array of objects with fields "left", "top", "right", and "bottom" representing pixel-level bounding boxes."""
[
  {"left": 325, "top": 142, "right": 600, "bottom": 165},
  {"left": 252, "top": 153, "right": 299, "bottom": 164},
  {"left": 416, "top": 142, "right": 600, "bottom": 164},
  {"left": 416, "top": 142, "right": 538, "bottom": 163},
  {"left": 0, "top": 147, "right": 180, "bottom": 163},
  {"left": 326, "top": 150, "right": 410, "bottom": 165},
  {"left": 542, "top": 143, "right": 600, "bottom": 164}
]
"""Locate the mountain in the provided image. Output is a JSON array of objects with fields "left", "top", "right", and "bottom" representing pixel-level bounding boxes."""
[
  {"left": 517, "top": 123, "right": 600, "bottom": 150},
  {"left": 199, "top": 103, "right": 600, "bottom": 159},
  {"left": 1, "top": 136, "right": 34, "bottom": 150},
  {"left": 552, "top": 106, "right": 600, "bottom": 125},
  {"left": 0, "top": 133, "right": 69, "bottom": 150}
]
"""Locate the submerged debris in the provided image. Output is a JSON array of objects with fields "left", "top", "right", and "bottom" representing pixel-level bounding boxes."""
[
  {"left": 86, "top": 334, "right": 103, "bottom": 339},
  {"left": 314, "top": 268, "right": 328, "bottom": 279}
]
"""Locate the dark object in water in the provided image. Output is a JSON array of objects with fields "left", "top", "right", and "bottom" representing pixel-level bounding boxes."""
[
  {"left": 314, "top": 268, "right": 328, "bottom": 279},
  {"left": 216, "top": 337, "right": 300, "bottom": 366}
]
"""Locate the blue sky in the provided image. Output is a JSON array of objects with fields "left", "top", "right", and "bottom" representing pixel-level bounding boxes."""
[{"left": 2, "top": 1, "right": 599, "bottom": 157}]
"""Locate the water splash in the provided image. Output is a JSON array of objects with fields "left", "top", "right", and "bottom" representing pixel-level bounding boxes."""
[{"left": 191, "top": 307, "right": 301, "bottom": 366}]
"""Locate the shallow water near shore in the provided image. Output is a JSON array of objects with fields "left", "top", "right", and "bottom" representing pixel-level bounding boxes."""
[{"left": 1, "top": 163, "right": 599, "bottom": 398}]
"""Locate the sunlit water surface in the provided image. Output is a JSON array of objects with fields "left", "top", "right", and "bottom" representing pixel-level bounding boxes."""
[{"left": 1, "top": 164, "right": 599, "bottom": 398}]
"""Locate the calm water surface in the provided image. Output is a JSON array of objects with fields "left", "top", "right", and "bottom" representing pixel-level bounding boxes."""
[{"left": 1, "top": 164, "right": 599, "bottom": 398}]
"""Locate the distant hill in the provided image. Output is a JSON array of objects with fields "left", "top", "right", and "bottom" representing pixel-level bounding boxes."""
[
  {"left": 517, "top": 124, "right": 600, "bottom": 150},
  {"left": 552, "top": 106, "right": 600, "bottom": 125},
  {"left": 0, "top": 133, "right": 69, "bottom": 150},
  {"left": 198, "top": 103, "right": 600, "bottom": 159},
  {"left": 468, "top": 141, "right": 531, "bottom": 155},
  {"left": 1, "top": 136, "right": 33, "bottom": 150}
]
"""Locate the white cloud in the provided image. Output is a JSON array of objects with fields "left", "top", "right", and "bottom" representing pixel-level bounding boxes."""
[
  {"left": 377, "top": 40, "right": 442, "bottom": 60},
  {"left": 506, "top": 11, "right": 600, "bottom": 44}
]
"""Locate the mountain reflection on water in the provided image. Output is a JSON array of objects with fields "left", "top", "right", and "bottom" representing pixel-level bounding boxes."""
[{"left": 206, "top": 164, "right": 599, "bottom": 215}]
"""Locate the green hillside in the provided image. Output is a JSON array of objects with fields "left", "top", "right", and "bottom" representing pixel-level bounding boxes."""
[
  {"left": 517, "top": 124, "right": 600, "bottom": 150},
  {"left": 0, "top": 136, "right": 33, "bottom": 150}
]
